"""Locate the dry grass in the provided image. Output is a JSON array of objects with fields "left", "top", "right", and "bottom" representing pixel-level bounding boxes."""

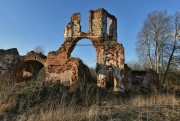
[
  {"left": 15, "top": 94, "right": 180, "bottom": 121},
  {"left": 0, "top": 80, "right": 180, "bottom": 121}
]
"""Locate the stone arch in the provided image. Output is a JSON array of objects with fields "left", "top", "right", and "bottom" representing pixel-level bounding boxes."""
[
  {"left": 58, "top": 37, "right": 108, "bottom": 87},
  {"left": 22, "top": 51, "right": 47, "bottom": 65},
  {"left": 12, "top": 52, "right": 47, "bottom": 82},
  {"left": 21, "top": 52, "right": 47, "bottom": 81}
]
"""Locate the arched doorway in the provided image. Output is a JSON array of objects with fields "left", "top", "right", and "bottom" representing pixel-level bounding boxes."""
[{"left": 22, "top": 60, "right": 44, "bottom": 81}]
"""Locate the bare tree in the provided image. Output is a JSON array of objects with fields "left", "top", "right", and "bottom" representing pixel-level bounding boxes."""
[
  {"left": 136, "top": 10, "right": 180, "bottom": 84},
  {"left": 162, "top": 12, "right": 180, "bottom": 84},
  {"left": 34, "top": 46, "right": 45, "bottom": 54},
  {"left": 136, "top": 10, "right": 172, "bottom": 78},
  {"left": 127, "top": 60, "right": 149, "bottom": 70},
  {"left": 136, "top": 25, "right": 153, "bottom": 69}
]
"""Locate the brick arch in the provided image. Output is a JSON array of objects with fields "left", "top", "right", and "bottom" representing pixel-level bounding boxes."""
[
  {"left": 22, "top": 51, "right": 47, "bottom": 65},
  {"left": 62, "top": 37, "right": 100, "bottom": 58}
]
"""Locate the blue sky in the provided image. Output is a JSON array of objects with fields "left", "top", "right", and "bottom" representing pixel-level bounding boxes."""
[{"left": 0, "top": 0, "right": 180, "bottom": 67}]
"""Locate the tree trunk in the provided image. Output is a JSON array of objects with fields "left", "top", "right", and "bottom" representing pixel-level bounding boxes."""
[
  {"left": 162, "top": 44, "right": 176, "bottom": 84},
  {"left": 155, "top": 33, "right": 159, "bottom": 73},
  {"left": 145, "top": 36, "right": 153, "bottom": 68}
]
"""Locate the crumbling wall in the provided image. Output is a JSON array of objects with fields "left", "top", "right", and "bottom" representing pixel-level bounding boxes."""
[
  {"left": 123, "top": 64, "right": 132, "bottom": 89},
  {"left": 44, "top": 8, "right": 125, "bottom": 91},
  {"left": 143, "top": 69, "right": 159, "bottom": 86},
  {"left": 45, "top": 8, "right": 126, "bottom": 91},
  {"left": 46, "top": 57, "right": 91, "bottom": 85},
  {"left": 108, "top": 16, "right": 117, "bottom": 40},
  {"left": 89, "top": 8, "right": 117, "bottom": 41},
  {"left": 89, "top": 9, "right": 107, "bottom": 38},
  {"left": 2, "top": 8, "right": 127, "bottom": 91},
  {"left": 0, "top": 48, "right": 20, "bottom": 81},
  {"left": 102, "top": 42, "right": 125, "bottom": 91},
  {"left": 64, "top": 13, "right": 81, "bottom": 39},
  {"left": 131, "top": 70, "right": 146, "bottom": 86},
  {"left": 131, "top": 69, "right": 159, "bottom": 87}
]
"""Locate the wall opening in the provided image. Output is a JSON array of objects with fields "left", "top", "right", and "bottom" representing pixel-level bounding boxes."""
[
  {"left": 71, "top": 39, "right": 97, "bottom": 80},
  {"left": 80, "top": 12, "right": 89, "bottom": 33},
  {"left": 106, "top": 66, "right": 114, "bottom": 88},
  {"left": 71, "top": 39, "right": 96, "bottom": 68},
  {"left": 23, "top": 60, "right": 44, "bottom": 81}
]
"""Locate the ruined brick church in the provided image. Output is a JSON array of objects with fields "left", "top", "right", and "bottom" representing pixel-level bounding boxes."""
[{"left": 0, "top": 8, "right": 158, "bottom": 91}]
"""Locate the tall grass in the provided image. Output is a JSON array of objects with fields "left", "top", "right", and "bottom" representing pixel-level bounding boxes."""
[
  {"left": 0, "top": 80, "right": 179, "bottom": 121},
  {"left": 15, "top": 93, "right": 179, "bottom": 121}
]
